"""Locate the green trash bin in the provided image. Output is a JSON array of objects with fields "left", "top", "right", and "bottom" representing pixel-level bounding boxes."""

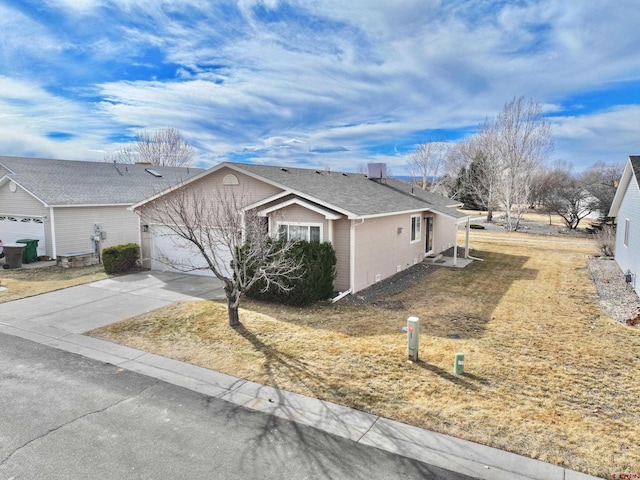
[{"left": 16, "top": 239, "right": 39, "bottom": 264}]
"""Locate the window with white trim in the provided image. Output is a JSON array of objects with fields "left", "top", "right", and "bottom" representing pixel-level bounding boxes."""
[
  {"left": 624, "top": 218, "right": 630, "bottom": 247},
  {"left": 410, "top": 215, "right": 421, "bottom": 243},
  {"left": 277, "top": 223, "right": 321, "bottom": 242}
]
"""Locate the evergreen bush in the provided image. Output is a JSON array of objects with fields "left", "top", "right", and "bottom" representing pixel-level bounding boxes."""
[
  {"left": 102, "top": 243, "right": 140, "bottom": 274},
  {"left": 246, "top": 240, "right": 336, "bottom": 306}
]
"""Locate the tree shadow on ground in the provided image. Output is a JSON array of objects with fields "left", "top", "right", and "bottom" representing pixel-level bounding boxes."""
[
  {"left": 234, "top": 324, "right": 384, "bottom": 407},
  {"left": 223, "top": 326, "right": 478, "bottom": 480},
  {"left": 265, "top": 249, "right": 538, "bottom": 340}
]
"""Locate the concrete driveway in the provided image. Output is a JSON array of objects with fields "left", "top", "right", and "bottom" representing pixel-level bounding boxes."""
[{"left": 0, "top": 271, "right": 226, "bottom": 335}]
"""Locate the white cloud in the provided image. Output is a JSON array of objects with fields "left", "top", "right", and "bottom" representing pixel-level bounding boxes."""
[
  {"left": 1, "top": 0, "right": 639, "bottom": 171},
  {"left": 552, "top": 105, "right": 640, "bottom": 167}
]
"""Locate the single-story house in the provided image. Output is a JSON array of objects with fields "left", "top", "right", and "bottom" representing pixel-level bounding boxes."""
[
  {"left": 609, "top": 155, "right": 640, "bottom": 297},
  {"left": 132, "top": 161, "right": 471, "bottom": 294},
  {"left": 0, "top": 156, "right": 202, "bottom": 259}
]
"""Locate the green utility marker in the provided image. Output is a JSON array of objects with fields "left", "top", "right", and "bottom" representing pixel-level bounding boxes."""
[{"left": 454, "top": 352, "right": 465, "bottom": 375}]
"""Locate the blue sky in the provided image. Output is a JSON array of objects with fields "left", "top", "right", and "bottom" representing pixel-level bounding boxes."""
[{"left": 1, "top": 0, "right": 639, "bottom": 173}]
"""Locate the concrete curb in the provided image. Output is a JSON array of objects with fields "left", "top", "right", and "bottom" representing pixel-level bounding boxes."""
[{"left": 0, "top": 321, "right": 603, "bottom": 480}]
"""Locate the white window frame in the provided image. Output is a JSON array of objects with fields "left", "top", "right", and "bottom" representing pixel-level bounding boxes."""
[
  {"left": 276, "top": 222, "right": 323, "bottom": 242},
  {"left": 222, "top": 173, "right": 239, "bottom": 185},
  {"left": 624, "top": 218, "right": 630, "bottom": 247},
  {"left": 410, "top": 215, "right": 421, "bottom": 244}
]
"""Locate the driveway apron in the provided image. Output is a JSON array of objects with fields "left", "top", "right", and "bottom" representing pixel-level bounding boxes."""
[{"left": 0, "top": 271, "right": 225, "bottom": 335}]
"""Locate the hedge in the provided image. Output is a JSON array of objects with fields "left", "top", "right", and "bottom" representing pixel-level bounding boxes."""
[{"left": 102, "top": 243, "right": 140, "bottom": 274}]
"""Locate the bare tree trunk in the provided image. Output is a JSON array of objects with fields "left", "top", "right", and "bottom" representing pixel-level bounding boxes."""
[
  {"left": 227, "top": 301, "right": 240, "bottom": 327},
  {"left": 224, "top": 284, "right": 241, "bottom": 327},
  {"left": 486, "top": 209, "right": 493, "bottom": 223}
]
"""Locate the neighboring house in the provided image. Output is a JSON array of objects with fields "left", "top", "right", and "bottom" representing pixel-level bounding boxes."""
[
  {"left": 609, "top": 155, "right": 640, "bottom": 297},
  {"left": 0, "top": 156, "right": 202, "bottom": 259},
  {"left": 132, "top": 162, "right": 471, "bottom": 294}
]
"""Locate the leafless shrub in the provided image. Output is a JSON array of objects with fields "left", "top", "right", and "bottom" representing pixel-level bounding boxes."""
[{"left": 592, "top": 225, "right": 616, "bottom": 257}]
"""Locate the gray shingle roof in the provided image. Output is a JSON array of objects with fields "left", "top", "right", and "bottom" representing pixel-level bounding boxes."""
[
  {"left": 630, "top": 156, "right": 640, "bottom": 180},
  {"left": 0, "top": 156, "right": 204, "bottom": 206},
  {"left": 227, "top": 162, "right": 467, "bottom": 219}
]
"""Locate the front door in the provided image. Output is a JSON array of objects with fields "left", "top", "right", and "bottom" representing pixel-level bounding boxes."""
[{"left": 425, "top": 217, "right": 433, "bottom": 254}]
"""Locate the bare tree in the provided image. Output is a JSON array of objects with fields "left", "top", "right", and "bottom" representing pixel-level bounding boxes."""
[
  {"left": 493, "top": 97, "right": 554, "bottom": 230},
  {"left": 106, "top": 127, "right": 194, "bottom": 167},
  {"left": 450, "top": 123, "right": 502, "bottom": 221},
  {"left": 407, "top": 140, "right": 449, "bottom": 192},
  {"left": 543, "top": 165, "right": 599, "bottom": 229},
  {"left": 140, "top": 185, "right": 301, "bottom": 327},
  {"left": 581, "top": 161, "right": 625, "bottom": 224}
]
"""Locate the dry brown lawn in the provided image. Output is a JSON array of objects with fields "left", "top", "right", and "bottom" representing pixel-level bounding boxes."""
[
  {"left": 0, "top": 264, "right": 108, "bottom": 303},
  {"left": 88, "top": 232, "right": 640, "bottom": 477}
]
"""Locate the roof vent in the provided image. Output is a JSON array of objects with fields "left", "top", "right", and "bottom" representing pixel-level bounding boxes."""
[
  {"left": 367, "top": 163, "right": 387, "bottom": 180},
  {"left": 280, "top": 168, "right": 289, "bottom": 173},
  {"left": 145, "top": 168, "right": 163, "bottom": 178}
]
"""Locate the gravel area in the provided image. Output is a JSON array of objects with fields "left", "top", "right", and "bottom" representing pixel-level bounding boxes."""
[
  {"left": 339, "top": 261, "right": 440, "bottom": 307},
  {"left": 587, "top": 256, "right": 640, "bottom": 324},
  {"left": 340, "top": 247, "right": 464, "bottom": 307}
]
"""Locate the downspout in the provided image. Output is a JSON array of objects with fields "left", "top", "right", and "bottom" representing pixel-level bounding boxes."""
[
  {"left": 465, "top": 217, "right": 470, "bottom": 258},
  {"left": 349, "top": 219, "right": 365, "bottom": 292},
  {"left": 454, "top": 231, "right": 458, "bottom": 266},
  {"left": 49, "top": 206, "right": 57, "bottom": 259}
]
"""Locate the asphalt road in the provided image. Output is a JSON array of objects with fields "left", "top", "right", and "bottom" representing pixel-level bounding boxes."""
[{"left": 0, "top": 333, "right": 477, "bottom": 480}]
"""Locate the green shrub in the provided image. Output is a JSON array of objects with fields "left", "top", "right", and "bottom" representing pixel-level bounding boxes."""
[
  {"left": 246, "top": 241, "right": 337, "bottom": 306},
  {"left": 102, "top": 243, "right": 140, "bottom": 274},
  {"left": 469, "top": 224, "right": 486, "bottom": 230}
]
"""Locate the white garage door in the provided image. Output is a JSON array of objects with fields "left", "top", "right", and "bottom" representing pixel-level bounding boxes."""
[
  {"left": 0, "top": 215, "right": 46, "bottom": 255},
  {"left": 150, "top": 226, "right": 233, "bottom": 277}
]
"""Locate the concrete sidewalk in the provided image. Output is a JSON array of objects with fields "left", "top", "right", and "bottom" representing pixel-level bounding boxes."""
[{"left": 0, "top": 272, "right": 601, "bottom": 480}]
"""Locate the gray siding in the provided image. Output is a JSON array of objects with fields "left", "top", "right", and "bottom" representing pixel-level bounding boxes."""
[
  {"left": 54, "top": 206, "right": 139, "bottom": 255},
  {"left": 0, "top": 182, "right": 48, "bottom": 216},
  {"left": 615, "top": 175, "right": 640, "bottom": 297},
  {"left": 0, "top": 182, "right": 52, "bottom": 256}
]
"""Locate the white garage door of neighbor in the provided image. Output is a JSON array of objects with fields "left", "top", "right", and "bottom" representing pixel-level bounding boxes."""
[
  {"left": 0, "top": 215, "right": 46, "bottom": 255},
  {"left": 150, "top": 226, "right": 233, "bottom": 277}
]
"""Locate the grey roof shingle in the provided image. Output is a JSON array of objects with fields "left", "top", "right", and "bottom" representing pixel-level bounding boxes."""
[
  {"left": 630, "top": 156, "right": 640, "bottom": 180},
  {"left": 228, "top": 162, "right": 467, "bottom": 219},
  {"left": 0, "top": 156, "right": 203, "bottom": 206}
]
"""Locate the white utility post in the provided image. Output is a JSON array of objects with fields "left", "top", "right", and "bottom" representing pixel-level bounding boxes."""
[{"left": 407, "top": 316, "right": 420, "bottom": 361}]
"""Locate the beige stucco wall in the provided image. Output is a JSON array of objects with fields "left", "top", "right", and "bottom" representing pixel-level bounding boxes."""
[
  {"left": 433, "top": 214, "right": 458, "bottom": 253},
  {"left": 269, "top": 204, "right": 328, "bottom": 241},
  {"left": 352, "top": 213, "right": 427, "bottom": 292},
  {"left": 332, "top": 218, "right": 351, "bottom": 292},
  {"left": 350, "top": 211, "right": 458, "bottom": 293},
  {"left": 137, "top": 167, "right": 283, "bottom": 269},
  {"left": 195, "top": 167, "right": 282, "bottom": 204}
]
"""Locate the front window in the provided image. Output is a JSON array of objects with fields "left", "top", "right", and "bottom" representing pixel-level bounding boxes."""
[
  {"left": 410, "top": 215, "right": 421, "bottom": 243},
  {"left": 278, "top": 223, "right": 321, "bottom": 242}
]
